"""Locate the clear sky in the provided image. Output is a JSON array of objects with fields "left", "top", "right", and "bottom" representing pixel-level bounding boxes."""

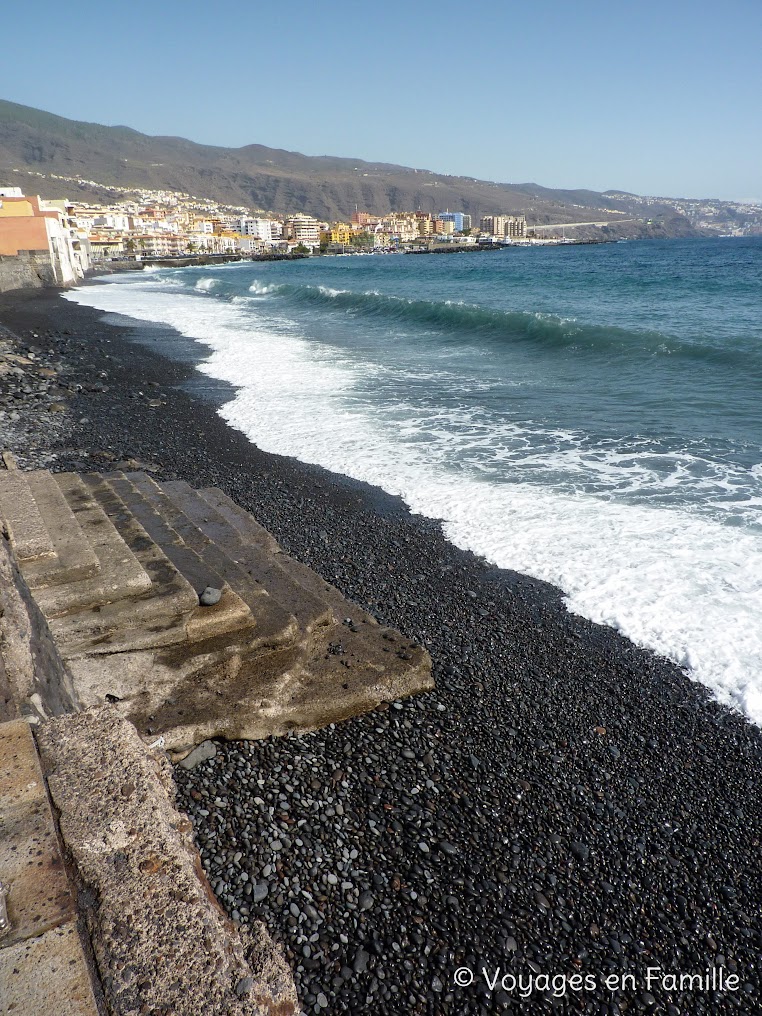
[{"left": 2, "top": 0, "right": 760, "bottom": 201}]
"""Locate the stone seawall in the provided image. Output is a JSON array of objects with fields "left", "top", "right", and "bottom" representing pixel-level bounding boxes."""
[
  {"left": 0, "top": 251, "right": 57, "bottom": 294},
  {"left": 100, "top": 252, "right": 310, "bottom": 273}
]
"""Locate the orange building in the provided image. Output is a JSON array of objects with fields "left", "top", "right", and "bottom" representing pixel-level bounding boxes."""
[
  {"left": 0, "top": 195, "right": 51, "bottom": 254},
  {"left": 0, "top": 193, "right": 89, "bottom": 286}
]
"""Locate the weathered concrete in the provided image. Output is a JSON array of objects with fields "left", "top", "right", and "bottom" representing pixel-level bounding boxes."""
[
  {"left": 130, "top": 474, "right": 334, "bottom": 631},
  {"left": 101, "top": 473, "right": 260, "bottom": 641},
  {"left": 0, "top": 467, "right": 433, "bottom": 757},
  {"left": 0, "top": 921, "right": 101, "bottom": 1016},
  {"left": 34, "top": 474, "right": 151, "bottom": 617},
  {"left": 36, "top": 708, "right": 298, "bottom": 1016},
  {"left": 22, "top": 470, "right": 100, "bottom": 587},
  {"left": 60, "top": 473, "right": 202, "bottom": 656},
  {"left": 0, "top": 467, "right": 55, "bottom": 561},
  {"left": 0, "top": 720, "right": 75, "bottom": 946},
  {"left": 106, "top": 473, "right": 234, "bottom": 596},
  {"left": 0, "top": 719, "right": 100, "bottom": 1016},
  {"left": 0, "top": 531, "right": 76, "bottom": 722},
  {"left": 196, "top": 484, "right": 379, "bottom": 620},
  {"left": 66, "top": 606, "right": 431, "bottom": 758}
]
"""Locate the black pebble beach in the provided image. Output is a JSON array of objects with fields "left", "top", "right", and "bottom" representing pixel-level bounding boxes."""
[{"left": 1, "top": 285, "right": 760, "bottom": 1015}]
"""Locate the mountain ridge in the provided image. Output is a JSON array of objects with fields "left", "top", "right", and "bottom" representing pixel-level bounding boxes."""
[{"left": 0, "top": 98, "right": 700, "bottom": 236}]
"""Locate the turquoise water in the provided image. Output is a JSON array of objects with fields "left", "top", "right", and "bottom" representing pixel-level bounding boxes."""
[{"left": 67, "top": 238, "right": 762, "bottom": 722}]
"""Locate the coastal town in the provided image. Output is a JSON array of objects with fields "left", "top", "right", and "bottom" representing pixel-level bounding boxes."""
[
  {"left": 0, "top": 178, "right": 540, "bottom": 288},
  {"left": 2, "top": 170, "right": 761, "bottom": 293}
]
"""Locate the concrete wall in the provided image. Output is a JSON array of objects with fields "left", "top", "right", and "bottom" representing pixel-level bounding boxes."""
[
  {"left": 0, "top": 250, "right": 58, "bottom": 293},
  {"left": 0, "top": 530, "right": 76, "bottom": 722}
]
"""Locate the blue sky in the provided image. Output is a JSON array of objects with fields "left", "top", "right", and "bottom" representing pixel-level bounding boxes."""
[{"left": 1, "top": 0, "right": 760, "bottom": 201}]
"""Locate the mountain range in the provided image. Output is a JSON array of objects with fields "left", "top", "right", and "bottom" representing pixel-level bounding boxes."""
[{"left": 0, "top": 99, "right": 725, "bottom": 238}]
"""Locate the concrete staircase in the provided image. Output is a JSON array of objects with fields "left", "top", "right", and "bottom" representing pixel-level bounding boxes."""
[{"left": 0, "top": 468, "right": 432, "bottom": 757}]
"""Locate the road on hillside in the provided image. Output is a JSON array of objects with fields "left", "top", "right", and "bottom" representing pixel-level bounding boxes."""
[{"left": 533, "top": 218, "right": 638, "bottom": 229}]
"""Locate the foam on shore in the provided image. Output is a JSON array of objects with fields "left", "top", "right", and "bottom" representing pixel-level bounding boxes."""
[{"left": 64, "top": 279, "right": 762, "bottom": 724}]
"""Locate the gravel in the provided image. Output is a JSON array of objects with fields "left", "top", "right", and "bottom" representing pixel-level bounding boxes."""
[{"left": 1, "top": 286, "right": 761, "bottom": 1015}]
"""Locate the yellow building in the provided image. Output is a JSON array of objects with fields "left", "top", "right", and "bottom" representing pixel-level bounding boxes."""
[
  {"left": 330, "top": 223, "right": 353, "bottom": 245},
  {"left": 0, "top": 197, "right": 35, "bottom": 218}
]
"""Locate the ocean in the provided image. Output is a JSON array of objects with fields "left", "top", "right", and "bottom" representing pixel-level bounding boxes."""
[{"left": 65, "top": 238, "right": 762, "bottom": 724}]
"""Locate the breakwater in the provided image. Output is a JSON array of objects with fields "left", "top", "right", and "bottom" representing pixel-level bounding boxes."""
[{"left": 96, "top": 251, "right": 310, "bottom": 273}]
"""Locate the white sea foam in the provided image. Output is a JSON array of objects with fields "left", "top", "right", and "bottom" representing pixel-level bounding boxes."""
[
  {"left": 248, "top": 280, "right": 277, "bottom": 295},
  {"left": 63, "top": 281, "right": 762, "bottom": 725},
  {"left": 194, "top": 278, "right": 218, "bottom": 292}
]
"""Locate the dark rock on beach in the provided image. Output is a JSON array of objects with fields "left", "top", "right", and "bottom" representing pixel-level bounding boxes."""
[{"left": 1, "top": 285, "right": 761, "bottom": 1015}]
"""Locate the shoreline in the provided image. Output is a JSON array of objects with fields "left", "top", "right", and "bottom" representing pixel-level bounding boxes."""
[{"left": 1, "top": 284, "right": 761, "bottom": 1014}]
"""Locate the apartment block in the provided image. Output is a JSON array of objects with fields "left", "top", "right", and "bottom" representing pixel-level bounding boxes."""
[
  {"left": 437, "top": 211, "right": 471, "bottom": 232},
  {"left": 238, "top": 217, "right": 275, "bottom": 241},
  {"left": 479, "top": 215, "right": 527, "bottom": 238}
]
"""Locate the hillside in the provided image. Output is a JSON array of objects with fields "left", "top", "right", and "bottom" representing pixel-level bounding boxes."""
[{"left": 0, "top": 98, "right": 698, "bottom": 236}]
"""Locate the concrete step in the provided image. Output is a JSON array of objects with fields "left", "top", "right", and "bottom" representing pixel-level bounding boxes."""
[
  {"left": 165, "top": 483, "right": 429, "bottom": 659},
  {"left": 195, "top": 485, "right": 280, "bottom": 554},
  {"left": 190, "top": 487, "right": 434, "bottom": 719},
  {"left": 0, "top": 468, "right": 55, "bottom": 562},
  {"left": 121, "top": 472, "right": 300, "bottom": 648},
  {"left": 163, "top": 481, "right": 336, "bottom": 633},
  {"left": 0, "top": 922, "right": 101, "bottom": 1016},
  {"left": 48, "top": 475, "right": 200, "bottom": 657},
  {"left": 282, "top": 621, "right": 433, "bottom": 733},
  {"left": 97, "top": 473, "right": 256, "bottom": 644},
  {"left": 20, "top": 471, "right": 100, "bottom": 588},
  {"left": 0, "top": 467, "right": 433, "bottom": 765},
  {"left": 196, "top": 484, "right": 358, "bottom": 622},
  {"left": 32, "top": 473, "right": 152, "bottom": 619},
  {"left": 104, "top": 610, "right": 433, "bottom": 751}
]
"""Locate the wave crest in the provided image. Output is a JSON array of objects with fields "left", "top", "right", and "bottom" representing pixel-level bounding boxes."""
[
  {"left": 248, "top": 280, "right": 278, "bottom": 295},
  {"left": 273, "top": 283, "right": 749, "bottom": 365}
]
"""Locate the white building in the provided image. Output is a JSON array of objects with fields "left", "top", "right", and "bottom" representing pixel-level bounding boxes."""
[
  {"left": 238, "top": 236, "right": 265, "bottom": 253},
  {"left": 92, "top": 213, "right": 131, "bottom": 231},
  {"left": 285, "top": 214, "right": 321, "bottom": 248},
  {"left": 0, "top": 194, "right": 91, "bottom": 285},
  {"left": 238, "top": 217, "right": 274, "bottom": 242}
]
